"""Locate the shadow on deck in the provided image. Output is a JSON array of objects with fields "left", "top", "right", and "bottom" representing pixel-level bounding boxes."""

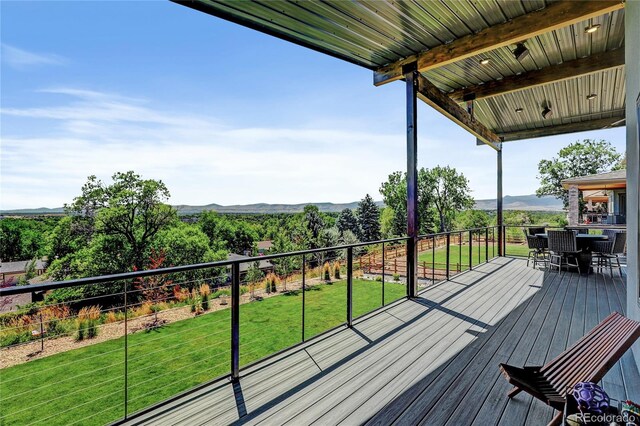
[{"left": 123, "top": 257, "right": 640, "bottom": 426}]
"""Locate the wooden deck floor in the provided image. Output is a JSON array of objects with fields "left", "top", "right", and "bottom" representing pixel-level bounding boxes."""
[{"left": 123, "top": 257, "right": 640, "bottom": 426}]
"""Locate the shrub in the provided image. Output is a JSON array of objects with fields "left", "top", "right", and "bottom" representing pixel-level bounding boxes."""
[
  {"left": 105, "top": 311, "right": 118, "bottom": 324},
  {"left": 375, "top": 275, "right": 383, "bottom": 282},
  {"left": 393, "top": 273, "right": 400, "bottom": 282},
  {"left": 200, "top": 284, "right": 211, "bottom": 311},
  {"left": 173, "top": 285, "right": 190, "bottom": 303},
  {"left": 323, "top": 262, "right": 331, "bottom": 282},
  {"left": 190, "top": 289, "right": 202, "bottom": 314},
  {"left": 264, "top": 273, "right": 279, "bottom": 294},
  {"left": 333, "top": 261, "right": 341, "bottom": 279},
  {"left": 135, "top": 302, "right": 153, "bottom": 317},
  {"left": 77, "top": 306, "right": 101, "bottom": 339}
]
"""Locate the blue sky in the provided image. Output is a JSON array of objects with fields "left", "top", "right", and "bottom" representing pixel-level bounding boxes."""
[{"left": 0, "top": 1, "right": 626, "bottom": 210}]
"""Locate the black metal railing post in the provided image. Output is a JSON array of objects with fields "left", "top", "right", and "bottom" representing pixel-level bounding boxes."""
[
  {"left": 431, "top": 236, "right": 435, "bottom": 283},
  {"left": 302, "top": 254, "right": 306, "bottom": 342},
  {"left": 445, "top": 233, "right": 451, "bottom": 280},
  {"left": 381, "top": 243, "right": 385, "bottom": 307},
  {"left": 347, "top": 247, "right": 353, "bottom": 327},
  {"left": 459, "top": 231, "right": 462, "bottom": 272},
  {"left": 469, "top": 230, "right": 473, "bottom": 270},
  {"left": 124, "top": 281, "right": 128, "bottom": 419},
  {"left": 231, "top": 262, "right": 240, "bottom": 382},
  {"left": 503, "top": 225, "right": 507, "bottom": 256},
  {"left": 492, "top": 227, "right": 495, "bottom": 258},
  {"left": 485, "top": 228, "right": 489, "bottom": 262},
  {"left": 477, "top": 231, "right": 481, "bottom": 265}
]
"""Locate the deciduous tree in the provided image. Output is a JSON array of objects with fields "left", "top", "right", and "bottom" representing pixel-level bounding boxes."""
[{"left": 536, "top": 139, "right": 621, "bottom": 208}]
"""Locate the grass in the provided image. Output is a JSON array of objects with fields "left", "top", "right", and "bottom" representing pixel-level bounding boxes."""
[
  {"left": 0, "top": 279, "right": 406, "bottom": 426},
  {"left": 417, "top": 242, "right": 531, "bottom": 269}
]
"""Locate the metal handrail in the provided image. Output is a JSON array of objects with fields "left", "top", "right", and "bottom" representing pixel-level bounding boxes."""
[
  {"left": 0, "top": 237, "right": 410, "bottom": 296},
  {"left": 0, "top": 227, "right": 501, "bottom": 426}
]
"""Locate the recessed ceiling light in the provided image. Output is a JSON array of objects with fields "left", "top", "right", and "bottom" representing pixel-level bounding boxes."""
[
  {"left": 512, "top": 43, "right": 530, "bottom": 62},
  {"left": 585, "top": 24, "right": 601, "bottom": 34},
  {"left": 515, "top": 107, "right": 524, "bottom": 113},
  {"left": 587, "top": 93, "right": 598, "bottom": 100},
  {"left": 479, "top": 58, "right": 490, "bottom": 65},
  {"left": 542, "top": 107, "right": 553, "bottom": 119}
]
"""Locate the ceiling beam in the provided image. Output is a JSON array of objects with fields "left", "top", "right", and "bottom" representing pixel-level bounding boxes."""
[
  {"left": 374, "top": 1, "right": 624, "bottom": 87},
  {"left": 449, "top": 48, "right": 625, "bottom": 102},
  {"left": 498, "top": 115, "right": 626, "bottom": 142},
  {"left": 416, "top": 74, "right": 500, "bottom": 150}
]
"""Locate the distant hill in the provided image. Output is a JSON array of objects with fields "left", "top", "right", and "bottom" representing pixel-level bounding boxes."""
[
  {"left": 172, "top": 201, "right": 385, "bottom": 215},
  {"left": 474, "top": 194, "right": 563, "bottom": 212},
  {"left": 2, "top": 195, "right": 562, "bottom": 216}
]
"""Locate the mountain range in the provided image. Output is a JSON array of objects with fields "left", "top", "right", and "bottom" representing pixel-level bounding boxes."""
[{"left": 1, "top": 194, "right": 562, "bottom": 215}]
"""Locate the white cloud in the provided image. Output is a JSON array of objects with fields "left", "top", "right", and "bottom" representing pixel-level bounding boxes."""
[
  {"left": 0, "top": 88, "right": 406, "bottom": 210},
  {"left": 1, "top": 44, "right": 66, "bottom": 69},
  {"left": 1, "top": 87, "right": 626, "bottom": 210}
]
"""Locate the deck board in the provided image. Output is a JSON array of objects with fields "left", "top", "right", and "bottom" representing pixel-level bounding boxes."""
[{"left": 122, "top": 258, "right": 640, "bottom": 426}]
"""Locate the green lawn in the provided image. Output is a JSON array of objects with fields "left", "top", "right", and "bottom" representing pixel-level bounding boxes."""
[
  {"left": 0, "top": 279, "right": 406, "bottom": 426},
  {"left": 417, "top": 243, "right": 530, "bottom": 269}
]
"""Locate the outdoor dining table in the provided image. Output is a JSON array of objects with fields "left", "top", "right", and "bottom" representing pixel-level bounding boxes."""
[{"left": 535, "top": 233, "right": 608, "bottom": 274}]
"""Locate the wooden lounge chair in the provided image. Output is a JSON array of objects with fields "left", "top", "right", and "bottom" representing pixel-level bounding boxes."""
[{"left": 499, "top": 312, "right": 640, "bottom": 426}]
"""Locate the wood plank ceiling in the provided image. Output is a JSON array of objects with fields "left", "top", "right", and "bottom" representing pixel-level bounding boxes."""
[{"left": 175, "top": 0, "right": 626, "bottom": 144}]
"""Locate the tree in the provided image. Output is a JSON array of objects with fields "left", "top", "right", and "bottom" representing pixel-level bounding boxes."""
[
  {"left": 66, "top": 171, "right": 177, "bottom": 270},
  {"left": 429, "top": 166, "right": 474, "bottom": 232},
  {"left": 0, "top": 218, "right": 50, "bottom": 262},
  {"left": 301, "top": 205, "right": 324, "bottom": 250},
  {"left": 337, "top": 209, "right": 361, "bottom": 239},
  {"left": 379, "top": 207, "right": 397, "bottom": 239},
  {"left": 455, "top": 210, "right": 491, "bottom": 231},
  {"left": 356, "top": 194, "right": 381, "bottom": 242},
  {"left": 199, "top": 211, "right": 258, "bottom": 254},
  {"left": 245, "top": 261, "right": 264, "bottom": 300},
  {"left": 152, "top": 222, "right": 227, "bottom": 283},
  {"left": 134, "top": 250, "right": 172, "bottom": 327},
  {"left": 536, "top": 139, "right": 621, "bottom": 208},
  {"left": 270, "top": 232, "right": 295, "bottom": 291},
  {"left": 379, "top": 169, "right": 435, "bottom": 236}
]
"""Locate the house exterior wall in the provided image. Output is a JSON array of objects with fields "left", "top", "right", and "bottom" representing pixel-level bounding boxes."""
[
  {"left": 625, "top": 0, "right": 640, "bottom": 367},
  {"left": 568, "top": 185, "right": 580, "bottom": 226}
]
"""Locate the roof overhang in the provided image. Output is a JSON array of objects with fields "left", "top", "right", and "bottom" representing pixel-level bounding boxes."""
[{"left": 175, "top": 0, "right": 627, "bottom": 145}]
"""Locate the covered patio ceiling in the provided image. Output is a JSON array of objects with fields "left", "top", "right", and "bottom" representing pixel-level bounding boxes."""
[{"left": 175, "top": 0, "right": 626, "bottom": 147}]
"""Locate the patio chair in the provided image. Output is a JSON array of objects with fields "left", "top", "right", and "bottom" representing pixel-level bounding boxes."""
[
  {"left": 524, "top": 231, "right": 548, "bottom": 268},
  {"left": 500, "top": 312, "right": 640, "bottom": 426},
  {"left": 547, "top": 230, "right": 581, "bottom": 274},
  {"left": 594, "top": 231, "right": 626, "bottom": 277},
  {"left": 527, "top": 226, "right": 545, "bottom": 236},
  {"left": 590, "top": 230, "right": 618, "bottom": 260}
]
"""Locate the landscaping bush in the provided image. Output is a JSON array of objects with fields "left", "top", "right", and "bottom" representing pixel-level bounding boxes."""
[
  {"left": 333, "top": 261, "right": 341, "bottom": 279},
  {"left": 199, "top": 284, "right": 211, "bottom": 311},
  {"left": 323, "top": 262, "right": 331, "bottom": 281},
  {"left": 264, "top": 273, "right": 279, "bottom": 294},
  {"left": 76, "top": 306, "right": 101, "bottom": 340},
  {"left": 393, "top": 273, "right": 400, "bottom": 282}
]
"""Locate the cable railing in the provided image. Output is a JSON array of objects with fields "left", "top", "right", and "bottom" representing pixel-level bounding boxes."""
[{"left": 0, "top": 228, "right": 502, "bottom": 425}]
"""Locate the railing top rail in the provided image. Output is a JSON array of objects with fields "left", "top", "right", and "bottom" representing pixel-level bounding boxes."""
[
  {"left": 0, "top": 236, "right": 410, "bottom": 296},
  {"left": 418, "top": 225, "right": 498, "bottom": 238}
]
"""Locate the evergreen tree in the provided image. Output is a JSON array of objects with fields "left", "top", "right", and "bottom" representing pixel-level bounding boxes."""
[
  {"left": 356, "top": 194, "right": 381, "bottom": 242},
  {"left": 302, "top": 205, "right": 324, "bottom": 249},
  {"left": 337, "top": 209, "right": 361, "bottom": 239}
]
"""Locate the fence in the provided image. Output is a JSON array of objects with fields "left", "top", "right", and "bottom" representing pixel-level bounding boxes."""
[{"left": 0, "top": 227, "right": 501, "bottom": 425}]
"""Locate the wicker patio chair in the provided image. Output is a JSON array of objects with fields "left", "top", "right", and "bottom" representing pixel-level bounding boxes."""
[
  {"left": 591, "top": 230, "right": 618, "bottom": 260},
  {"left": 547, "top": 230, "right": 581, "bottom": 273},
  {"left": 524, "top": 232, "right": 548, "bottom": 268},
  {"left": 594, "top": 231, "right": 626, "bottom": 277},
  {"left": 527, "top": 227, "right": 545, "bottom": 236}
]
